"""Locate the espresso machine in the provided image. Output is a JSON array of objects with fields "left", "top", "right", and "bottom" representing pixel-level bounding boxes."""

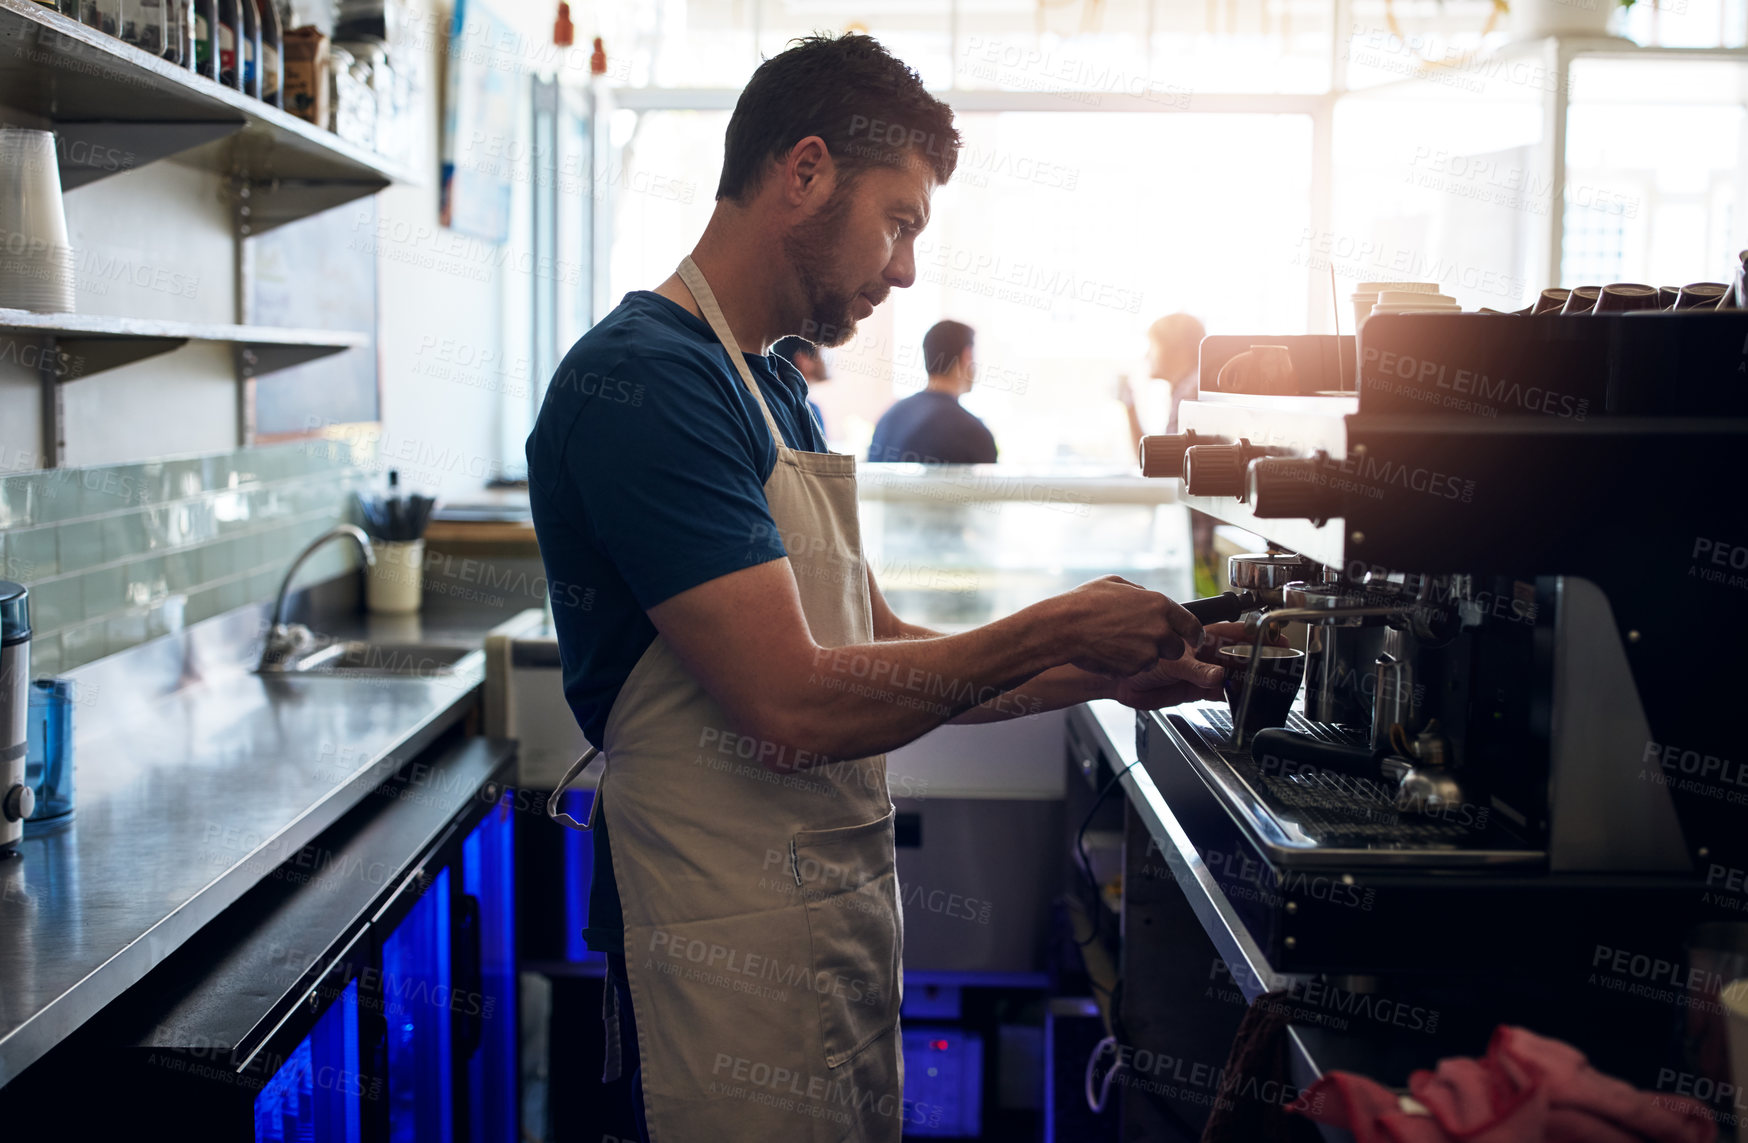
[{"left": 1135, "top": 312, "right": 1748, "bottom": 976}]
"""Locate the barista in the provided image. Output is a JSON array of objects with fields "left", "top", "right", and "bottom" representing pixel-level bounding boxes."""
[{"left": 526, "top": 33, "right": 1242, "bottom": 1142}]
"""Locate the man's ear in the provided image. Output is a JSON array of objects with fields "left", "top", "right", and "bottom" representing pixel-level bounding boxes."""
[{"left": 785, "top": 136, "right": 833, "bottom": 205}]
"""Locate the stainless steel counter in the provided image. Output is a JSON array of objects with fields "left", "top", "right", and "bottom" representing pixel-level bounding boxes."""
[{"left": 0, "top": 596, "right": 493, "bottom": 1087}]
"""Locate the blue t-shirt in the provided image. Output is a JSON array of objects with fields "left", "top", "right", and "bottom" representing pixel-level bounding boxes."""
[
  {"left": 526, "top": 290, "right": 827, "bottom": 951},
  {"left": 867, "top": 390, "right": 998, "bottom": 464}
]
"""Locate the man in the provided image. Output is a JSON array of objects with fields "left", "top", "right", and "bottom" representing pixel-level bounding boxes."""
[
  {"left": 773, "top": 333, "right": 830, "bottom": 435},
  {"left": 866, "top": 319, "right": 997, "bottom": 463},
  {"left": 527, "top": 34, "right": 1238, "bottom": 1142}
]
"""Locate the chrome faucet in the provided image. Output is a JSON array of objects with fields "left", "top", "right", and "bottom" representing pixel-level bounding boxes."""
[{"left": 258, "top": 525, "right": 377, "bottom": 671}]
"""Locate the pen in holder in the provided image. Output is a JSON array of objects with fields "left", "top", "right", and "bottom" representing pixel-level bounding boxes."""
[{"left": 356, "top": 471, "right": 436, "bottom": 614}]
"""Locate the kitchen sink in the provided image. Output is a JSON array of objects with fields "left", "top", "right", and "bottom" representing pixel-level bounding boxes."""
[{"left": 259, "top": 640, "right": 477, "bottom": 678}]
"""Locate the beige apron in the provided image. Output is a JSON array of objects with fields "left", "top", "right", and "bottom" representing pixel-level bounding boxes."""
[{"left": 559, "top": 257, "right": 907, "bottom": 1142}]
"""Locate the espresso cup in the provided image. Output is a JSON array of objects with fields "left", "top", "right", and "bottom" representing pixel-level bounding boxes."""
[
  {"left": 1532, "top": 288, "right": 1570, "bottom": 314},
  {"left": 1675, "top": 283, "right": 1727, "bottom": 310},
  {"left": 1560, "top": 285, "right": 1602, "bottom": 315},
  {"left": 1592, "top": 283, "right": 1660, "bottom": 314},
  {"left": 1219, "top": 644, "right": 1306, "bottom": 741}
]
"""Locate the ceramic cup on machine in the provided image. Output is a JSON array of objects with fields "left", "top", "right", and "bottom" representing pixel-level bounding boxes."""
[
  {"left": 1675, "top": 283, "right": 1728, "bottom": 310},
  {"left": 1592, "top": 283, "right": 1661, "bottom": 314},
  {"left": 1560, "top": 285, "right": 1602, "bottom": 315},
  {"left": 0, "top": 128, "right": 76, "bottom": 314},
  {"left": 1219, "top": 644, "right": 1307, "bottom": 741},
  {"left": 1533, "top": 288, "right": 1571, "bottom": 314}
]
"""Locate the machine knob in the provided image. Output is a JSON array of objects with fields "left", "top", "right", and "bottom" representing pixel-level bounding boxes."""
[
  {"left": 1182, "top": 444, "right": 1248, "bottom": 498},
  {"left": 3, "top": 783, "right": 34, "bottom": 823},
  {"left": 1249, "top": 456, "right": 1340, "bottom": 521},
  {"left": 1138, "top": 431, "right": 1224, "bottom": 478}
]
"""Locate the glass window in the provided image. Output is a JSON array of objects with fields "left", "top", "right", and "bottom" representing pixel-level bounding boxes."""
[
  {"left": 957, "top": 0, "right": 1334, "bottom": 94},
  {"left": 1563, "top": 55, "right": 1748, "bottom": 286},
  {"left": 605, "top": 108, "right": 1311, "bottom": 463},
  {"left": 1331, "top": 64, "right": 1547, "bottom": 311}
]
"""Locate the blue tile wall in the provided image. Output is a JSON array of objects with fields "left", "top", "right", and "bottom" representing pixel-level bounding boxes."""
[{"left": 0, "top": 440, "right": 371, "bottom": 675}]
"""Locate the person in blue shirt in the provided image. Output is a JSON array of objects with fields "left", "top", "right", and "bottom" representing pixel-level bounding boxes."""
[
  {"left": 866, "top": 319, "right": 997, "bottom": 463},
  {"left": 525, "top": 32, "right": 1240, "bottom": 1142},
  {"left": 772, "top": 333, "right": 830, "bottom": 437}
]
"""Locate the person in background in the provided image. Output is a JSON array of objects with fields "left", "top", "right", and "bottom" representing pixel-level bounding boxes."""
[
  {"left": 1119, "top": 312, "right": 1219, "bottom": 596},
  {"left": 867, "top": 319, "right": 997, "bottom": 463},
  {"left": 773, "top": 334, "right": 830, "bottom": 436},
  {"left": 1118, "top": 311, "right": 1205, "bottom": 452}
]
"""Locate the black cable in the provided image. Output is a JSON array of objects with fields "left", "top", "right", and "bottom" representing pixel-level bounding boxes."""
[{"left": 1074, "top": 759, "right": 1139, "bottom": 948}]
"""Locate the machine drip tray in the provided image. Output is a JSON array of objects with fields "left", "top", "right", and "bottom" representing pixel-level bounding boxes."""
[{"left": 1159, "top": 706, "right": 1540, "bottom": 868}]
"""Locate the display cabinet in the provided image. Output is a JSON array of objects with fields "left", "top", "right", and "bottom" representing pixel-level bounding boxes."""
[{"left": 856, "top": 465, "right": 1193, "bottom": 631}]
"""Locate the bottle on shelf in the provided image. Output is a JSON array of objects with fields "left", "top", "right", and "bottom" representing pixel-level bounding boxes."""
[
  {"left": 240, "top": 0, "right": 262, "bottom": 98},
  {"left": 217, "top": 0, "right": 239, "bottom": 88},
  {"left": 121, "top": 0, "right": 164, "bottom": 55},
  {"left": 193, "top": 0, "right": 217, "bottom": 78},
  {"left": 258, "top": 0, "right": 283, "bottom": 108},
  {"left": 161, "top": 0, "right": 187, "bottom": 65},
  {"left": 77, "top": 0, "right": 101, "bottom": 30},
  {"left": 94, "top": 0, "right": 120, "bottom": 36}
]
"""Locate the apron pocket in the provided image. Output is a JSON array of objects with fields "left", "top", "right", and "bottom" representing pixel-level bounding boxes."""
[{"left": 792, "top": 809, "right": 902, "bottom": 1069}]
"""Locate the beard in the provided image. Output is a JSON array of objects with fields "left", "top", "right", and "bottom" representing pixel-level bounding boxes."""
[{"left": 781, "top": 186, "right": 884, "bottom": 348}]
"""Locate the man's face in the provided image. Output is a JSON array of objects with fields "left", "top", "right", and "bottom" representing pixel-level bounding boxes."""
[{"left": 782, "top": 152, "right": 934, "bottom": 349}]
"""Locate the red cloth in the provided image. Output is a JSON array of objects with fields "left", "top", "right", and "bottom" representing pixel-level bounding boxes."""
[{"left": 1288, "top": 1026, "right": 1716, "bottom": 1143}]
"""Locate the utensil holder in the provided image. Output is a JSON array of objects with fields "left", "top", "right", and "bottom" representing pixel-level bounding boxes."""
[{"left": 365, "top": 539, "right": 424, "bottom": 614}]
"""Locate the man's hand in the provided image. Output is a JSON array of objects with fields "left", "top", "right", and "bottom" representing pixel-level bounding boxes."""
[
  {"left": 1058, "top": 575, "right": 1204, "bottom": 678},
  {"left": 1110, "top": 621, "right": 1284, "bottom": 711}
]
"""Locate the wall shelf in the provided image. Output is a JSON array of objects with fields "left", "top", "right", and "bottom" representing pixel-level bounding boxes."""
[
  {"left": 0, "top": 308, "right": 366, "bottom": 379},
  {"left": 0, "top": 0, "right": 414, "bottom": 232}
]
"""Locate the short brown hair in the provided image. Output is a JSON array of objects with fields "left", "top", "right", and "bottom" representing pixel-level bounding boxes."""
[
  {"left": 716, "top": 34, "right": 960, "bottom": 203},
  {"left": 922, "top": 321, "right": 974, "bottom": 376}
]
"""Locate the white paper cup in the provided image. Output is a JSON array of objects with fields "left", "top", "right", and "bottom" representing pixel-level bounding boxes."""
[
  {"left": 1377, "top": 291, "right": 1456, "bottom": 307},
  {"left": 1351, "top": 293, "right": 1379, "bottom": 333},
  {"left": 365, "top": 539, "right": 424, "bottom": 614},
  {"left": 0, "top": 129, "right": 75, "bottom": 314},
  {"left": 1356, "top": 281, "right": 1440, "bottom": 295}
]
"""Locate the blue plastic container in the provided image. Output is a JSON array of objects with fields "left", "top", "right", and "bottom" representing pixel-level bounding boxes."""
[{"left": 24, "top": 677, "right": 74, "bottom": 829}]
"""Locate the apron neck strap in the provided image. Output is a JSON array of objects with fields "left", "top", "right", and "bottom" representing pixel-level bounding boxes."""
[{"left": 676, "top": 256, "right": 786, "bottom": 444}]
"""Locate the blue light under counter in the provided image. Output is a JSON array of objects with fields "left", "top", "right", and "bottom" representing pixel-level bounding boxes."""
[
  {"left": 253, "top": 979, "right": 364, "bottom": 1143},
  {"left": 463, "top": 801, "right": 518, "bottom": 1143},
  {"left": 383, "top": 866, "right": 454, "bottom": 1143}
]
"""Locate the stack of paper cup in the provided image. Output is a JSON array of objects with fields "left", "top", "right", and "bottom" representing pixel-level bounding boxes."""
[
  {"left": 1351, "top": 282, "right": 1441, "bottom": 333},
  {"left": 1371, "top": 290, "right": 1461, "bottom": 319},
  {"left": 0, "top": 129, "right": 76, "bottom": 314}
]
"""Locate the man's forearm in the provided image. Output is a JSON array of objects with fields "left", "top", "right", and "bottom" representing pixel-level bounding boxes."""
[
  {"left": 774, "top": 600, "right": 1076, "bottom": 760},
  {"left": 877, "top": 621, "right": 1114, "bottom": 725},
  {"left": 948, "top": 664, "right": 1115, "bottom": 724}
]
